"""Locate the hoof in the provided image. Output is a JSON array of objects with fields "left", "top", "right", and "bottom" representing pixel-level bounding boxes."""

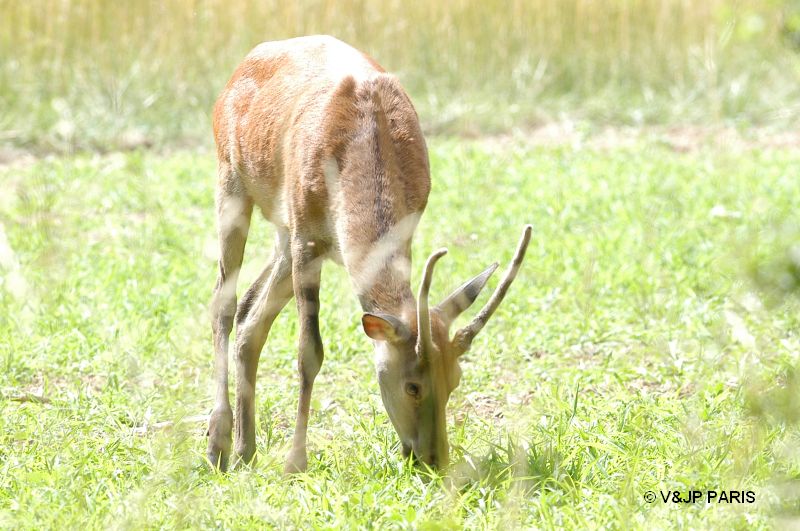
[
  {"left": 284, "top": 447, "right": 308, "bottom": 474},
  {"left": 207, "top": 445, "right": 230, "bottom": 472},
  {"left": 207, "top": 407, "right": 232, "bottom": 472},
  {"left": 232, "top": 447, "right": 257, "bottom": 470}
]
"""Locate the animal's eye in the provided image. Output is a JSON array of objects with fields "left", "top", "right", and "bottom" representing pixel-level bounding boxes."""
[{"left": 405, "top": 382, "right": 420, "bottom": 397}]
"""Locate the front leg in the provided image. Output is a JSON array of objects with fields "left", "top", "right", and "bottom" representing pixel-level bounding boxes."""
[{"left": 285, "top": 238, "right": 325, "bottom": 474}]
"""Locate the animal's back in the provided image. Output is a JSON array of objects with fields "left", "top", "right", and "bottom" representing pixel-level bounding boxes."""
[
  {"left": 212, "top": 35, "right": 430, "bottom": 250},
  {"left": 212, "top": 36, "right": 383, "bottom": 219}
]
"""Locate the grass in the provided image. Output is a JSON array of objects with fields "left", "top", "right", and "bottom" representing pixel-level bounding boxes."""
[
  {"left": 1, "top": 138, "right": 799, "bottom": 528},
  {"left": 1, "top": 0, "right": 800, "bottom": 152}
]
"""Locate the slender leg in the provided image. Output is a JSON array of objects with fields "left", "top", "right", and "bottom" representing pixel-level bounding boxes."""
[
  {"left": 285, "top": 237, "right": 325, "bottom": 474},
  {"left": 207, "top": 164, "right": 252, "bottom": 471},
  {"left": 233, "top": 230, "right": 293, "bottom": 466}
]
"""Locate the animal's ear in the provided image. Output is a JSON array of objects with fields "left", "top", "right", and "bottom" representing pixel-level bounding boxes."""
[
  {"left": 435, "top": 262, "right": 499, "bottom": 326},
  {"left": 362, "top": 313, "right": 411, "bottom": 343}
]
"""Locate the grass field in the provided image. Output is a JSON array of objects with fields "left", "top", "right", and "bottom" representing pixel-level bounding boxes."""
[
  {"left": 1, "top": 138, "right": 799, "bottom": 528},
  {"left": 3, "top": 0, "right": 800, "bottom": 528}
]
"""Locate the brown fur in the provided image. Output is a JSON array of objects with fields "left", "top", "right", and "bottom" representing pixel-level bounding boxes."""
[{"left": 212, "top": 36, "right": 428, "bottom": 267}]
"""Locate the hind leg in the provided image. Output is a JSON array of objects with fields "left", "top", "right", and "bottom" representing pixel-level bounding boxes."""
[
  {"left": 232, "top": 230, "right": 294, "bottom": 466},
  {"left": 207, "top": 163, "right": 252, "bottom": 471}
]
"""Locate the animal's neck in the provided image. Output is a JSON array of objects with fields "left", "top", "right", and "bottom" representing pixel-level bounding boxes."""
[
  {"left": 358, "top": 262, "right": 416, "bottom": 318},
  {"left": 340, "top": 86, "right": 420, "bottom": 321}
]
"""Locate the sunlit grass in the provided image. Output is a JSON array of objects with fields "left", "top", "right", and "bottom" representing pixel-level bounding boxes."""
[
  {"left": 1, "top": 139, "right": 799, "bottom": 527},
  {"left": 1, "top": 0, "right": 799, "bottom": 152}
]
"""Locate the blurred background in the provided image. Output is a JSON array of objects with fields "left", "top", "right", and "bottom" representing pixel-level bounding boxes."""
[{"left": 1, "top": 0, "right": 799, "bottom": 154}]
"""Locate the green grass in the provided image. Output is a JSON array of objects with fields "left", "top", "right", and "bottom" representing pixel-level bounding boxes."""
[
  {"left": 2, "top": 0, "right": 800, "bottom": 152},
  {"left": 1, "top": 139, "right": 799, "bottom": 528}
]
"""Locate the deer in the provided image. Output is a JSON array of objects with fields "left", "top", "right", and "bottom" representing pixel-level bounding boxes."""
[{"left": 206, "top": 35, "right": 531, "bottom": 474}]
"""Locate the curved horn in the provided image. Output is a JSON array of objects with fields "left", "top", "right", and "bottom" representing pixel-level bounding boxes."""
[
  {"left": 452, "top": 225, "right": 532, "bottom": 356},
  {"left": 417, "top": 248, "right": 448, "bottom": 359}
]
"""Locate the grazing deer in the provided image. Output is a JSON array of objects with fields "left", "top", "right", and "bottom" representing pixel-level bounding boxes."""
[{"left": 206, "top": 35, "right": 531, "bottom": 473}]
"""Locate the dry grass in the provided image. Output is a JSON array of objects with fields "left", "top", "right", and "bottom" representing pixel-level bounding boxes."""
[{"left": 1, "top": 0, "right": 799, "bottom": 151}]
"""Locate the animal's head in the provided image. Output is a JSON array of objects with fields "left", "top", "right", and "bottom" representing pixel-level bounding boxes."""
[{"left": 362, "top": 226, "right": 532, "bottom": 469}]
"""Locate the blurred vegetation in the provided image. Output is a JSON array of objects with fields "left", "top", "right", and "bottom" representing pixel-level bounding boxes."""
[{"left": 1, "top": 0, "right": 799, "bottom": 152}]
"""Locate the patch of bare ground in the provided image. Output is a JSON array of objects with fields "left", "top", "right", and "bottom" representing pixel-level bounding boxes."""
[
  {"left": 132, "top": 414, "right": 209, "bottom": 436},
  {"left": 4, "top": 372, "right": 108, "bottom": 404},
  {"left": 480, "top": 123, "right": 800, "bottom": 152},
  {"left": 1, "top": 125, "right": 798, "bottom": 171},
  {"left": 0, "top": 146, "right": 37, "bottom": 170},
  {"left": 627, "top": 379, "right": 696, "bottom": 398}
]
